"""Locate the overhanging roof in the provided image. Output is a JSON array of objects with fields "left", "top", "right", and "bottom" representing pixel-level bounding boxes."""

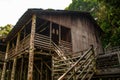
[{"left": 5, "top": 8, "right": 102, "bottom": 41}]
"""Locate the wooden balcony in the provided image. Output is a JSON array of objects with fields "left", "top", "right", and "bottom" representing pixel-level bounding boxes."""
[
  {"left": 34, "top": 33, "right": 51, "bottom": 50},
  {"left": 7, "top": 33, "right": 51, "bottom": 59},
  {"left": 8, "top": 34, "right": 30, "bottom": 59},
  {"left": 7, "top": 33, "right": 73, "bottom": 59}
]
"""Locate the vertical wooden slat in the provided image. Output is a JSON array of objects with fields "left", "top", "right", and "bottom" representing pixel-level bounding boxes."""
[
  {"left": 50, "top": 22, "right": 52, "bottom": 51},
  {"left": 59, "top": 25, "right": 61, "bottom": 44},
  {"left": 7, "top": 62, "right": 11, "bottom": 80},
  {"left": 11, "top": 32, "right": 20, "bottom": 80},
  {"left": 27, "top": 14, "right": 36, "bottom": 80},
  {"left": 1, "top": 42, "right": 10, "bottom": 80}
]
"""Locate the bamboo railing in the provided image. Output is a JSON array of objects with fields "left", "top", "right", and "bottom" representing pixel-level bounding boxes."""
[
  {"left": 57, "top": 45, "right": 95, "bottom": 80},
  {"left": 34, "top": 33, "right": 51, "bottom": 50},
  {"left": 8, "top": 34, "right": 30, "bottom": 59}
]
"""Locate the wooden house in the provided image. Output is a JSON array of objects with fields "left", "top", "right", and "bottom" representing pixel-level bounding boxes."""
[{"left": 1, "top": 9, "right": 103, "bottom": 80}]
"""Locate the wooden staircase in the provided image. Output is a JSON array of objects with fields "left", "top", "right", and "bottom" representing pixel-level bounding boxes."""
[{"left": 51, "top": 42, "right": 96, "bottom": 80}]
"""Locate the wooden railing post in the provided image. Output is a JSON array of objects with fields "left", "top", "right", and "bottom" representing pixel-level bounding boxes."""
[
  {"left": 1, "top": 42, "right": 10, "bottom": 80},
  {"left": 11, "top": 32, "right": 20, "bottom": 80},
  {"left": 91, "top": 45, "right": 96, "bottom": 72},
  {"left": 27, "top": 14, "right": 36, "bottom": 80}
]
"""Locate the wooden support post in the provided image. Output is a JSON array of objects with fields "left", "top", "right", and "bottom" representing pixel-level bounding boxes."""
[
  {"left": 11, "top": 32, "right": 20, "bottom": 80},
  {"left": 51, "top": 57, "right": 54, "bottom": 80},
  {"left": 27, "top": 14, "right": 36, "bottom": 80},
  {"left": 20, "top": 55, "right": 24, "bottom": 80},
  {"left": 59, "top": 25, "right": 61, "bottom": 44},
  {"left": 1, "top": 42, "right": 10, "bottom": 80},
  {"left": 7, "top": 62, "right": 11, "bottom": 80},
  {"left": 10, "top": 59, "right": 17, "bottom": 80},
  {"left": 50, "top": 21, "right": 52, "bottom": 52},
  {"left": 49, "top": 22, "right": 52, "bottom": 80}
]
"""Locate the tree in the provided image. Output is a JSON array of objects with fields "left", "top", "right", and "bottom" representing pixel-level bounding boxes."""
[
  {"left": 66, "top": 0, "right": 120, "bottom": 48},
  {"left": 98, "top": 0, "right": 120, "bottom": 47},
  {"left": 66, "top": 0, "right": 98, "bottom": 17},
  {"left": 0, "top": 24, "right": 12, "bottom": 38}
]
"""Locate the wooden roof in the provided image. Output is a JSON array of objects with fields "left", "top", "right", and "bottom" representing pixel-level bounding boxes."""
[{"left": 5, "top": 8, "right": 102, "bottom": 41}]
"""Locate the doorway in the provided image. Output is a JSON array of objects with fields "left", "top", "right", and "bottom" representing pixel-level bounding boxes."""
[{"left": 52, "top": 23, "right": 59, "bottom": 45}]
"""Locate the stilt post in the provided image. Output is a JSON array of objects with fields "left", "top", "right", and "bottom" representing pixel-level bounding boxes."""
[
  {"left": 1, "top": 42, "right": 10, "bottom": 80},
  {"left": 11, "top": 32, "right": 20, "bottom": 80},
  {"left": 27, "top": 14, "right": 36, "bottom": 80}
]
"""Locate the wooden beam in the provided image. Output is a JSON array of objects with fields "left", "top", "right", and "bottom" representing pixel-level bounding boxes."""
[
  {"left": 27, "top": 14, "right": 36, "bottom": 80},
  {"left": 59, "top": 25, "right": 61, "bottom": 44},
  {"left": 52, "top": 57, "right": 54, "bottom": 80},
  {"left": 11, "top": 32, "right": 20, "bottom": 80},
  {"left": 33, "top": 63, "right": 41, "bottom": 75},
  {"left": 1, "top": 42, "right": 10, "bottom": 80},
  {"left": 50, "top": 21, "right": 52, "bottom": 52},
  {"left": 43, "top": 61, "right": 52, "bottom": 71},
  {"left": 6, "top": 62, "right": 11, "bottom": 80}
]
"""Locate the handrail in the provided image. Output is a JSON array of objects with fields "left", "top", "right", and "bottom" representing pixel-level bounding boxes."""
[
  {"left": 67, "top": 50, "right": 94, "bottom": 79},
  {"left": 34, "top": 33, "right": 51, "bottom": 49},
  {"left": 8, "top": 34, "right": 31, "bottom": 59},
  {"left": 58, "top": 46, "right": 93, "bottom": 80},
  {"left": 51, "top": 41, "right": 74, "bottom": 68},
  {"left": 19, "top": 34, "right": 30, "bottom": 45},
  {"left": 51, "top": 41, "right": 67, "bottom": 60}
]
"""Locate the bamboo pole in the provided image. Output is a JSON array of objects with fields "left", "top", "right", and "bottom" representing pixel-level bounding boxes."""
[
  {"left": 20, "top": 56, "right": 24, "bottom": 80},
  {"left": 1, "top": 42, "right": 10, "bottom": 80},
  {"left": 27, "top": 14, "right": 36, "bottom": 80},
  {"left": 11, "top": 32, "right": 20, "bottom": 80}
]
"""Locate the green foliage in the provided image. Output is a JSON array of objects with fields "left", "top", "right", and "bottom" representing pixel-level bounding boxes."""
[
  {"left": 66, "top": 0, "right": 120, "bottom": 48},
  {"left": 66, "top": 0, "right": 98, "bottom": 17},
  {"left": 0, "top": 24, "right": 12, "bottom": 38},
  {"left": 98, "top": 0, "right": 120, "bottom": 47}
]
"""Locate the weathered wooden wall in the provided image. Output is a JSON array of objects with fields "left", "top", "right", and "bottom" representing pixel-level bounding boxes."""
[{"left": 38, "top": 14, "right": 102, "bottom": 54}]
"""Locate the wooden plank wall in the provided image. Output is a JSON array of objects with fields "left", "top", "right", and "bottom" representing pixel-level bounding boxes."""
[{"left": 39, "top": 14, "right": 102, "bottom": 54}]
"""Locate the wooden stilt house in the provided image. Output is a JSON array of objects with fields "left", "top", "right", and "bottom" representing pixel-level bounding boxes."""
[{"left": 1, "top": 9, "right": 103, "bottom": 80}]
